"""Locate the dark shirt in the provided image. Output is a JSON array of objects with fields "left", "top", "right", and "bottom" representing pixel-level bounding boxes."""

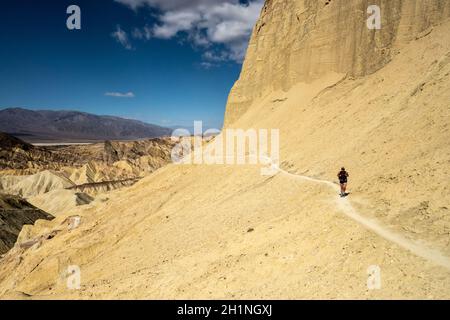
[{"left": 338, "top": 170, "right": 349, "bottom": 183}]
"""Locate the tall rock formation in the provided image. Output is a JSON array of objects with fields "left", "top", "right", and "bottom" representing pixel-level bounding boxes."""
[{"left": 225, "top": 0, "right": 450, "bottom": 125}]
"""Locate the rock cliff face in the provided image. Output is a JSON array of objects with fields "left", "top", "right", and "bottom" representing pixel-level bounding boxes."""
[
  {"left": 0, "top": 132, "right": 57, "bottom": 171},
  {"left": 225, "top": 0, "right": 450, "bottom": 125},
  {"left": 0, "top": 194, "right": 53, "bottom": 255}
]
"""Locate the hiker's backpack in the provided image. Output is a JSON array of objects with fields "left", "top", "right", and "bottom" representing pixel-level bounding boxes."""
[{"left": 339, "top": 171, "right": 347, "bottom": 179}]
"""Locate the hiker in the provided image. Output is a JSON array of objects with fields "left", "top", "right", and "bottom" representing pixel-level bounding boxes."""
[{"left": 338, "top": 167, "right": 349, "bottom": 197}]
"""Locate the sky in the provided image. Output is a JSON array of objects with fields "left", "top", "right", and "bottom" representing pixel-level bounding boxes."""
[{"left": 0, "top": 0, "right": 264, "bottom": 129}]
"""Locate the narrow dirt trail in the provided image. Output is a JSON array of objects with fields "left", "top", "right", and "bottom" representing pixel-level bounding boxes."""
[{"left": 261, "top": 157, "right": 450, "bottom": 271}]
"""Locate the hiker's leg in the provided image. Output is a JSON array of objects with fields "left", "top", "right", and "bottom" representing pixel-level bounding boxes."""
[{"left": 343, "top": 183, "right": 347, "bottom": 193}]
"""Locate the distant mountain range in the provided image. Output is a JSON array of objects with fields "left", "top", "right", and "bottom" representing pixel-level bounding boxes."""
[{"left": 0, "top": 108, "right": 172, "bottom": 143}]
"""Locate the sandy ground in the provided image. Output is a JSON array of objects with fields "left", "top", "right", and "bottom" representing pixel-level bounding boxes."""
[{"left": 1, "top": 162, "right": 449, "bottom": 299}]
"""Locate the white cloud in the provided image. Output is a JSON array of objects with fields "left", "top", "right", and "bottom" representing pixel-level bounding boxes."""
[
  {"left": 199, "top": 61, "right": 216, "bottom": 69},
  {"left": 115, "top": 0, "right": 264, "bottom": 64},
  {"left": 153, "top": 10, "right": 202, "bottom": 39},
  {"left": 132, "top": 26, "right": 152, "bottom": 40},
  {"left": 111, "top": 25, "right": 134, "bottom": 50},
  {"left": 105, "top": 91, "right": 136, "bottom": 98}
]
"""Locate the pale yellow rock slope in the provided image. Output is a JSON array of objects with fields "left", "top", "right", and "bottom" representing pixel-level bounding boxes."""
[
  {"left": 27, "top": 190, "right": 93, "bottom": 217},
  {"left": 0, "top": 171, "right": 75, "bottom": 198},
  {"left": 0, "top": 0, "right": 449, "bottom": 299}
]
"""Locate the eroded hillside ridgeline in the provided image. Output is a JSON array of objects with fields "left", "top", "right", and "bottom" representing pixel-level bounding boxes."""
[{"left": 0, "top": 195, "right": 53, "bottom": 255}]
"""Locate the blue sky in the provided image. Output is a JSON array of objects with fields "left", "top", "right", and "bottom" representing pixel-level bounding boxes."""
[{"left": 0, "top": 0, "right": 263, "bottom": 129}]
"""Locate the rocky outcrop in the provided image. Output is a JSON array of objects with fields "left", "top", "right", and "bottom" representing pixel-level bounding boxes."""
[
  {"left": 102, "top": 139, "right": 174, "bottom": 166},
  {"left": 0, "top": 194, "right": 53, "bottom": 255},
  {"left": 0, "top": 132, "right": 59, "bottom": 171},
  {"left": 225, "top": 0, "right": 450, "bottom": 125},
  {"left": 0, "top": 132, "right": 34, "bottom": 151},
  {"left": 66, "top": 179, "right": 139, "bottom": 196},
  {"left": 0, "top": 133, "right": 176, "bottom": 183}
]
